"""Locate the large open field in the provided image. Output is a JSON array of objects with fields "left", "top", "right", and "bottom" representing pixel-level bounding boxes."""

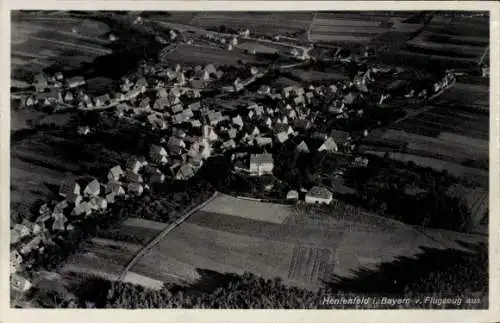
[
  {"left": 308, "top": 12, "right": 417, "bottom": 44},
  {"left": 362, "top": 79, "right": 489, "bottom": 187},
  {"left": 395, "top": 14, "right": 489, "bottom": 67},
  {"left": 189, "top": 12, "right": 315, "bottom": 36},
  {"left": 103, "top": 194, "right": 486, "bottom": 291},
  {"left": 11, "top": 11, "right": 112, "bottom": 81},
  {"left": 161, "top": 43, "right": 258, "bottom": 67}
]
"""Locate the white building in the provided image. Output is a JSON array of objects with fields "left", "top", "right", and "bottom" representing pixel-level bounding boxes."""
[
  {"left": 249, "top": 153, "right": 274, "bottom": 176},
  {"left": 305, "top": 186, "right": 333, "bottom": 205}
]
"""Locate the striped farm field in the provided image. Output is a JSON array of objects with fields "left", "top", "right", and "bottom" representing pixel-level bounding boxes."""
[
  {"left": 11, "top": 12, "right": 112, "bottom": 78},
  {"left": 122, "top": 193, "right": 486, "bottom": 291},
  {"left": 190, "top": 12, "right": 314, "bottom": 36},
  {"left": 288, "top": 246, "right": 333, "bottom": 283},
  {"left": 308, "top": 13, "right": 394, "bottom": 44},
  {"left": 364, "top": 151, "right": 488, "bottom": 188},
  {"left": 61, "top": 237, "right": 143, "bottom": 280},
  {"left": 399, "top": 14, "right": 488, "bottom": 66},
  {"left": 200, "top": 193, "right": 293, "bottom": 224},
  {"left": 162, "top": 43, "right": 258, "bottom": 67}
]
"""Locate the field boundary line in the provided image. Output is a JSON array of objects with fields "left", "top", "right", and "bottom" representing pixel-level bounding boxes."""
[{"left": 117, "top": 191, "right": 219, "bottom": 281}]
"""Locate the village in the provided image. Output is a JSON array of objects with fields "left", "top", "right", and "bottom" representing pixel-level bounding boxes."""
[{"left": 10, "top": 16, "right": 461, "bottom": 296}]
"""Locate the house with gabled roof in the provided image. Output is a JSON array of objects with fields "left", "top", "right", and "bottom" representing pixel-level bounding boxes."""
[
  {"left": 126, "top": 156, "right": 145, "bottom": 174},
  {"left": 255, "top": 136, "right": 273, "bottom": 147},
  {"left": 232, "top": 115, "right": 244, "bottom": 129},
  {"left": 66, "top": 76, "right": 85, "bottom": 89},
  {"left": 107, "top": 165, "right": 125, "bottom": 182},
  {"left": 10, "top": 250, "right": 23, "bottom": 274},
  {"left": 66, "top": 191, "right": 83, "bottom": 206},
  {"left": 153, "top": 97, "right": 171, "bottom": 111},
  {"left": 157, "top": 88, "right": 168, "bottom": 98},
  {"left": 150, "top": 144, "right": 169, "bottom": 164},
  {"left": 52, "top": 213, "right": 68, "bottom": 231},
  {"left": 59, "top": 178, "right": 81, "bottom": 198},
  {"left": 276, "top": 131, "right": 289, "bottom": 144},
  {"left": 202, "top": 125, "right": 219, "bottom": 142},
  {"left": 296, "top": 140, "right": 310, "bottom": 153},
  {"left": 83, "top": 179, "right": 101, "bottom": 197},
  {"left": 94, "top": 94, "right": 111, "bottom": 107},
  {"left": 175, "top": 163, "right": 195, "bottom": 180},
  {"left": 318, "top": 137, "right": 338, "bottom": 153},
  {"left": 72, "top": 201, "right": 92, "bottom": 217},
  {"left": 221, "top": 139, "right": 236, "bottom": 151},
  {"left": 89, "top": 196, "right": 108, "bottom": 211},
  {"left": 305, "top": 186, "right": 333, "bottom": 205},
  {"left": 249, "top": 153, "right": 274, "bottom": 176},
  {"left": 11, "top": 273, "right": 32, "bottom": 292},
  {"left": 53, "top": 200, "right": 69, "bottom": 216}
]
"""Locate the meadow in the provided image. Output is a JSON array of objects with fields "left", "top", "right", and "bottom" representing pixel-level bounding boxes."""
[
  {"left": 116, "top": 194, "right": 486, "bottom": 291},
  {"left": 161, "top": 43, "right": 258, "bottom": 67},
  {"left": 189, "top": 12, "right": 315, "bottom": 36},
  {"left": 395, "top": 14, "right": 489, "bottom": 67},
  {"left": 11, "top": 11, "right": 112, "bottom": 80}
]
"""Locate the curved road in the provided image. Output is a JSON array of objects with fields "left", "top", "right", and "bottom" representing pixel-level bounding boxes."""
[{"left": 117, "top": 191, "right": 219, "bottom": 281}]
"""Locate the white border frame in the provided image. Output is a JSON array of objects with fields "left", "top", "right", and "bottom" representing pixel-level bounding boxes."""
[{"left": 1, "top": 2, "right": 499, "bottom": 323}]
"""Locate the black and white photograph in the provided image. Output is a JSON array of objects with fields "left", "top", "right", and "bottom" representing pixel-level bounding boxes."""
[{"left": 6, "top": 5, "right": 494, "bottom": 316}]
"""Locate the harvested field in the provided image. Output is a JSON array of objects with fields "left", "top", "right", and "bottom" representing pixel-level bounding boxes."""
[
  {"left": 236, "top": 40, "right": 292, "bottom": 55},
  {"left": 375, "top": 129, "right": 488, "bottom": 164},
  {"left": 309, "top": 13, "right": 393, "bottom": 44},
  {"left": 399, "top": 14, "right": 488, "bottom": 66},
  {"left": 190, "top": 12, "right": 314, "bottom": 36},
  {"left": 162, "top": 43, "right": 257, "bottom": 67},
  {"left": 11, "top": 12, "right": 112, "bottom": 79},
  {"left": 364, "top": 151, "right": 488, "bottom": 188},
  {"left": 289, "top": 68, "right": 349, "bottom": 82},
  {"left": 288, "top": 246, "right": 333, "bottom": 283},
  {"left": 126, "top": 193, "right": 486, "bottom": 291},
  {"left": 61, "top": 237, "right": 142, "bottom": 280},
  {"left": 200, "top": 193, "right": 292, "bottom": 224},
  {"left": 122, "top": 271, "right": 165, "bottom": 290}
]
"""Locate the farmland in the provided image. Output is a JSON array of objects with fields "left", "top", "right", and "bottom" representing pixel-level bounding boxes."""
[
  {"left": 288, "top": 67, "right": 349, "bottom": 82},
  {"left": 189, "top": 12, "right": 315, "bottom": 37},
  {"left": 394, "top": 14, "right": 489, "bottom": 67},
  {"left": 308, "top": 12, "right": 415, "bottom": 44},
  {"left": 161, "top": 43, "right": 258, "bottom": 67},
  {"left": 75, "top": 193, "right": 487, "bottom": 292},
  {"left": 11, "top": 12, "right": 112, "bottom": 81}
]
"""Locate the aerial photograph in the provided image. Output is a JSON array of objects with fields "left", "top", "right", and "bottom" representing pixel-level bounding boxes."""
[{"left": 9, "top": 10, "right": 489, "bottom": 309}]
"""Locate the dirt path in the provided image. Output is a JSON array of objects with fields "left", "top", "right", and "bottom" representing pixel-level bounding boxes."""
[{"left": 117, "top": 191, "right": 219, "bottom": 281}]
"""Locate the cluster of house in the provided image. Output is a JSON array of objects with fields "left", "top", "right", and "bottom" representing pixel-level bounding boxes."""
[
  {"left": 8, "top": 140, "right": 189, "bottom": 290},
  {"left": 24, "top": 73, "right": 87, "bottom": 108}
]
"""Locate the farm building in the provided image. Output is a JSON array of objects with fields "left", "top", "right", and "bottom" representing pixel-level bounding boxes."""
[
  {"left": 249, "top": 153, "right": 274, "bottom": 176},
  {"left": 305, "top": 186, "right": 333, "bottom": 205},
  {"left": 286, "top": 190, "right": 299, "bottom": 201}
]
